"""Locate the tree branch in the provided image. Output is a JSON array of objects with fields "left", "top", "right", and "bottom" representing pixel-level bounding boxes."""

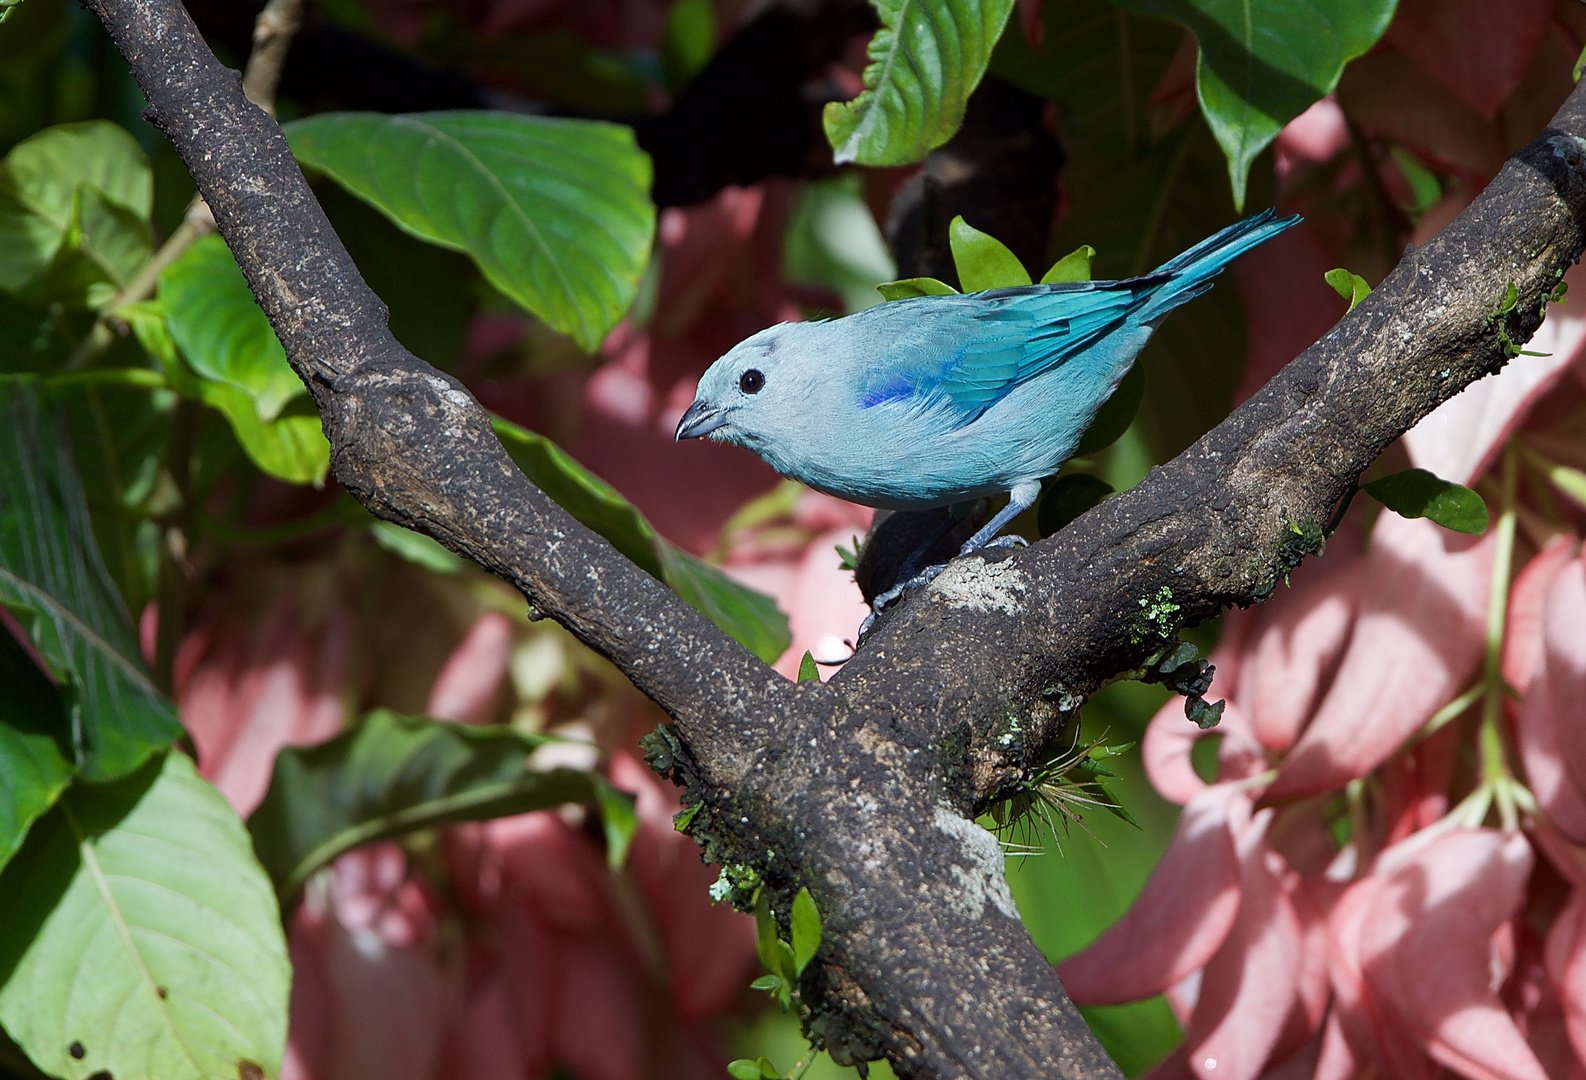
[{"left": 84, "top": 0, "right": 1586, "bottom": 1074}]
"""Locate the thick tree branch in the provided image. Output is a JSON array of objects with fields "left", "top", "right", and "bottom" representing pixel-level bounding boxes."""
[{"left": 84, "top": 0, "right": 1586, "bottom": 1074}]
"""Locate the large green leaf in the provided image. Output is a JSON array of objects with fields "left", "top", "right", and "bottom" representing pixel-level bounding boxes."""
[
  {"left": 1112, "top": 0, "right": 1395, "bottom": 209},
  {"left": 490, "top": 415, "right": 791, "bottom": 661},
  {"left": 0, "top": 121, "right": 153, "bottom": 297},
  {"left": 0, "top": 627, "right": 73, "bottom": 874},
  {"left": 0, "top": 752, "right": 290, "bottom": 1080},
  {"left": 0, "top": 379, "right": 181, "bottom": 781},
  {"left": 160, "top": 234, "right": 304, "bottom": 423},
  {"left": 286, "top": 111, "right": 655, "bottom": 352},
  {"left": 247, "top": 710, "right": 623, "bottom": 902},
  {"left": 823, "top": 0, "right": 1017, "bottom": 167}
]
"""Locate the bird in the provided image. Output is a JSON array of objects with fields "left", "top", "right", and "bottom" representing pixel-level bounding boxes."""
[{"left": 676, "top": 210, "right": 1300, "bottom": 605}]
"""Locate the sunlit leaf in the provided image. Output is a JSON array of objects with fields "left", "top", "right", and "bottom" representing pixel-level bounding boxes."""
[
  {"left": 0, "top": 121, "right": 153, "bottom": 298},
  {"left": 0, "top": 379, "right": 181, "bottom": 781},
  {"left": 247, "top": 709, "right": 620, "bottom": 902},
  {"left": 1362, "top": 468, "right": 1488, "bottom": 535},
  {"left": 287, "top": 111, "right": 655, "bottom": 351},
  {"left": 797, "top": 651, "right": 819, "bottom": 682},
  {"left": 200, "top": 381, "right": 330, "bottom": 486},
  {"left": 0, "top": 627, "right": 73, "bottom": 874},
  {"left": 160, "top": 233, "right": 304, "bottom": 423},
  {"left": 0, "top": 752, "right": 290, "bottom": 1080},
  {"left": 949, "top": 215, "right": 1030, "bottom": 291},
  {"left": 876, "top": 276, "right": 959, "bottom": 301},
  {"left": 1324, "top": 267, "right": 1371, "bottom": 311},
  {"left": 823, "top": 0, "right": 1017, "bottom": 167},
  {"left": 1112, "top": 0, "right": 1395, "bottom": 208},
  {"left": 1042, "top": 245, "right": 1095, "bottom": 284}
]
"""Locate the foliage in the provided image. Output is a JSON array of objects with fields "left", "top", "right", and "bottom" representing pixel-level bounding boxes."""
[
  {"left": 823, "top": 0, "right": 1017, "bottom": 166},
  {"left": 2, "top": 0, "right": 1584, "bottom": 1078}
]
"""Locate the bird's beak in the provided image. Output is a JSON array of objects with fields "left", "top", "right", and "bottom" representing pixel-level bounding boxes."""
[{"left": 674, "top": 399, "right": 727, "bottom": 441}]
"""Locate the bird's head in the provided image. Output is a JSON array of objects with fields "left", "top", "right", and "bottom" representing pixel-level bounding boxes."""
[{"left": 674, "top": 322, "right": 823, "bottom": 451}]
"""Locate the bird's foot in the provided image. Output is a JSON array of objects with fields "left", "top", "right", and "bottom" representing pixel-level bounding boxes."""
[
  {"left": 959, "top": 533, "right": 1028, "bottom": 558},
  {"left": 859, "top": 562, "right": 948, "bottom": 636}
]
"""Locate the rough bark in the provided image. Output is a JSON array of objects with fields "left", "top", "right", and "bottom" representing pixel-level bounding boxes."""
[{"left": 84, "top": 0, "right": 1586, "bottom": 1074}]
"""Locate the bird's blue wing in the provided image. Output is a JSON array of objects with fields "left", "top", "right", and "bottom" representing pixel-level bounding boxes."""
[{"left": 856, "top": 282, "right": 1147, "bottom": 425}]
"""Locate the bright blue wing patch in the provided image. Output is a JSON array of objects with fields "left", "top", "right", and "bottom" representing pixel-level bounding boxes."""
[{"left": 859, "top": 281, "right": 1147, "bottom": 425}]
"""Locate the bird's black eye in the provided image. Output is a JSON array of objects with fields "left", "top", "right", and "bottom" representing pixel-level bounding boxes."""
[{"left": 739, "top": 369, "right": 765, "bottom": 394}]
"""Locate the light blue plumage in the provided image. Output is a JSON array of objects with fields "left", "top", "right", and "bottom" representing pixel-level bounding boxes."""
[{"left": 676, "top": 211, "right": 1299, "bottom": 559}]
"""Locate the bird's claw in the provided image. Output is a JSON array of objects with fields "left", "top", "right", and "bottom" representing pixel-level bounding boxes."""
[
  {"left": 958, "top": 533, "right": 1029, "bottom": 557},
  {"left": 859, "top": 563, "right": 947, "bottom": 636}
]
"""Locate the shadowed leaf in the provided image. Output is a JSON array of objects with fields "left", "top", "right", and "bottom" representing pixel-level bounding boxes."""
[
  {"left": 247, "top": 709, "right": 629, "bottom": 902},
  {"left": 0, "top": 378, "right": 181, "bottom": 781},
  {"left": 1112, "top": 0, "right": 1394, "bottom": 208},
  {"left": 0, "top": 626, "right": 72, "bottom": 874}
]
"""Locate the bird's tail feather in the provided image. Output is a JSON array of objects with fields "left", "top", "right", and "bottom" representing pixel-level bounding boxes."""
[{"left": 1138, "top": 209, "right": 1300, "bottom": 324}]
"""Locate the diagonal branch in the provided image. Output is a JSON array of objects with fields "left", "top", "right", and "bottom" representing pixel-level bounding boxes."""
[{"left": 81, "top": 0, "right": 1586, "bottom": 1074}]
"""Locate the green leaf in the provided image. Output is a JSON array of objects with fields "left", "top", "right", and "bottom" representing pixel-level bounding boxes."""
[
  {"left": 593, "top": 776, "right": 638, "bottom": 869},
  {"left": 662, "top": 0, "right": 715, "bottom": 90},
  {"left": 876, "top": 276, "right": 959, "bottom": 300},
  {"left": 658, "top": 542, "right": 791, "bottom": 664},
  {"left": 748, "top": 975, "right": 782, "bottom": 991},
  {"left": 1113, "top": 0, "right": 1395, "bottom": 209},
  {"left": 1036, "top": 473, "right": 1114, "bottom": 537},
  {"left": 1041, "top": 245, "right": 1095, "bottom": 284},
  {"left": 0, "top": 627, "right": 73, "bottom": 874},
  {"left": 1324, "top": 267, "right": 1371, "bottom": 311},
  {"left": 797, "top": 651, "right": 819, "bottom": 682},
  {"left": 247, "top": 709, "right": 607, "bottom": 903},
  {"left": 286, "top": 112, "right": 655, "bottom": 351},
  {"left": 727, "top": 1061, "right": 764, "bottom": 1080},
  {"left": 754, "top": 891, "right": 788, "bottom": 979},
  {"left": 199, "top": 381, "right": 330, "bottom": 485},
  {"left": 0, "top": 379, "right": 181, "bottom": 781},
  {"left": 1362, "top": 468, "right": 1489, "bottom": 535},
  {"left": 949, "top": 216, "right": 1030, "bottom": 291},
  {"left": 790, "top": 886, "right": 821, "bottom": 975},
  {"left": 823, "top": 0, "right": 1016, "bottom": 166},
  {"left": 0, "top": 121, "right": 153, "bottom": 298},
  {"left": 0, "top": 0, "right": 24, "bottom": 25},
  {"left": 1072, "top": 362, "right": 1145, "bottom": 457},
  {"left": 757, "top": 1058, "right": 781, "bottom": 1079},
  {"left": 160, "top": 233, "right": 304, "bottom": 423},
  {"left": 490, "top": 415, "right": 790, "bottom": 660},
  {"left": 0, "top": 752, "right": 290, "bottom": 1080},
  {"left": 369, "top": 520, "right": 465, "bottom": 575}
]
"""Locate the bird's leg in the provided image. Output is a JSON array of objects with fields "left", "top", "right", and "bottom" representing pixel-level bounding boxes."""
[
  {"left": 859, "top": 485, "right": 1041, "bottom": 636},
  {"left": 957, "top": 480, "right": 1041, "bottom": 556}
]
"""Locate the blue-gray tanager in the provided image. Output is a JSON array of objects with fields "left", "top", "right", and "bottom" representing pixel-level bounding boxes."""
[{"left": 677, "top": 210, "right": 1299, "bottom": 563}]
